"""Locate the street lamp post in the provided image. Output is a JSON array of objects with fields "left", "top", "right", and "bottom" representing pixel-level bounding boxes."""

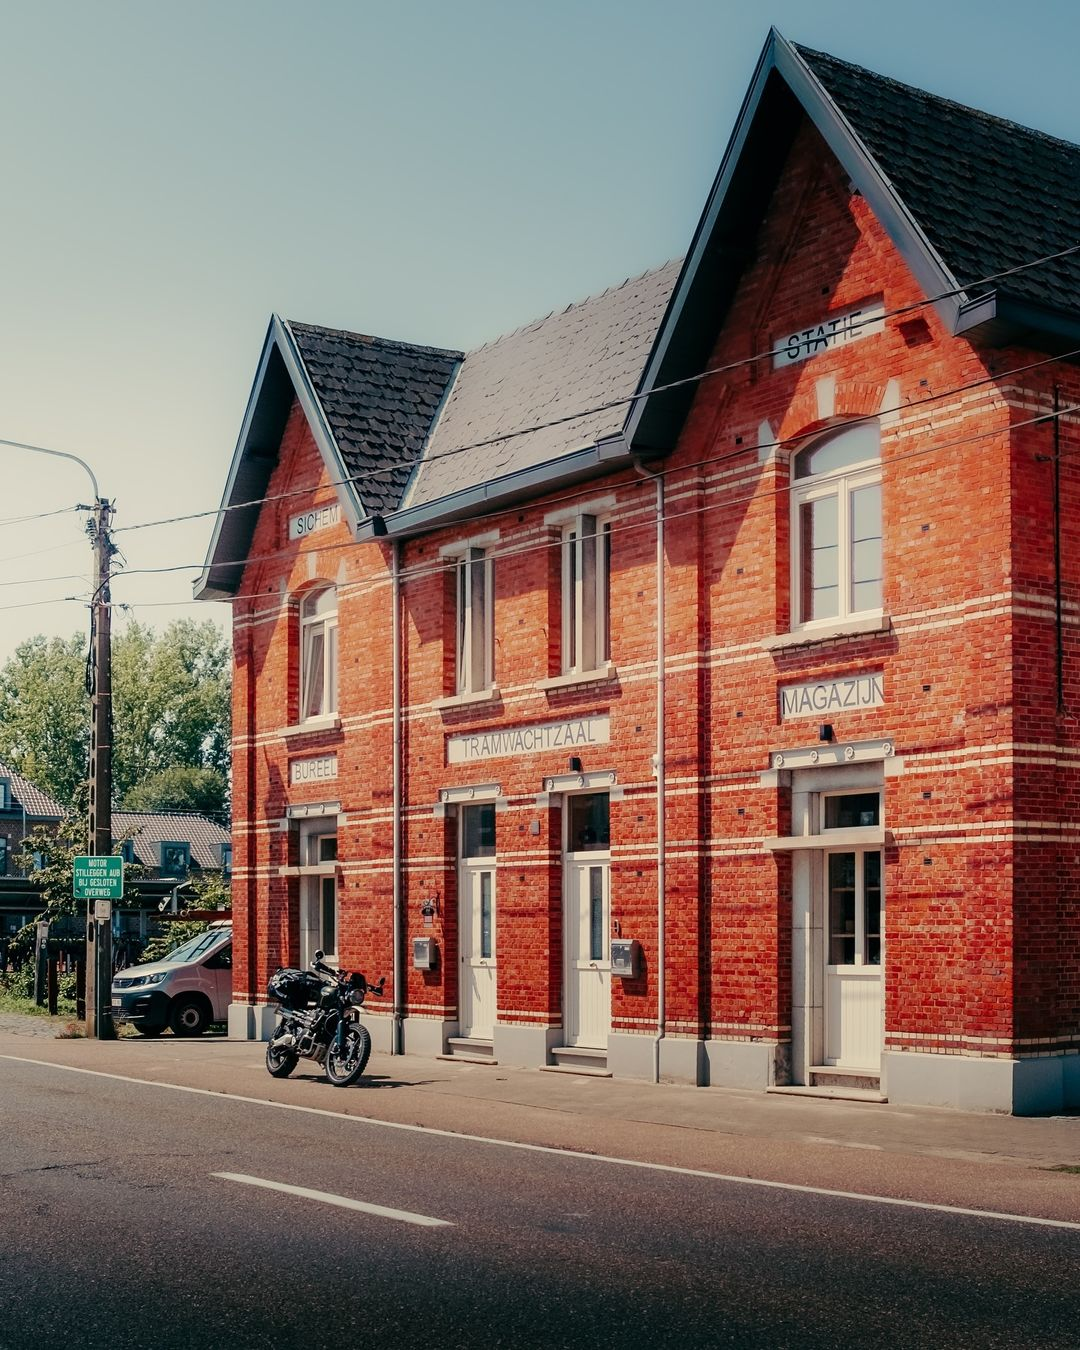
[{"left": 2, "top": 438, "right": 115, "bottom": 1038}]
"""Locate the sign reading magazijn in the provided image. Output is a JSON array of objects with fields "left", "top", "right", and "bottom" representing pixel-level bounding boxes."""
[{"left": 73, "top": 855, "right": 124, "bottom": 901}]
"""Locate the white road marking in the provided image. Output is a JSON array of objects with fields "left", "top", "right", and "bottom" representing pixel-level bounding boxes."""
[
  {"left": 211, "top": 1172, "right": 452, "bottom": 1227},
  {"left": 4, "top": 1054, "right": 1080, "bottom": 1233}
]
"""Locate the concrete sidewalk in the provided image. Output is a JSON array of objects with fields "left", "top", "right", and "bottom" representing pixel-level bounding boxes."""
[{"left": 2, "top": 1014, "right": 1078, "bottom": 1175}]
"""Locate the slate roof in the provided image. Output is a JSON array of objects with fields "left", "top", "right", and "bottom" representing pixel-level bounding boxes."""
[
  {"left": 402, "top": 260, "right": 682, "bottom": 509},
  {"left": 112, "top": 811, "right": 231, "bottom": 870},
  {"left": 797, "top": 44, "right": 1080, "bottom": 315},
  {"left": 286, "top": 323, "right": 462, "bottom": 516},
  {"left": 0, "top": 763, "right": 64, "bottom": 819}
]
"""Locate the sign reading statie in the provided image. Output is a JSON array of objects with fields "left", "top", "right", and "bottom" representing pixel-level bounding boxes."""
[
  {"left": 773, "top": 300, "right": 885, "bottom": 368},
  {"left": 73, "top": 855, "right": 124, "bottom": 901}
]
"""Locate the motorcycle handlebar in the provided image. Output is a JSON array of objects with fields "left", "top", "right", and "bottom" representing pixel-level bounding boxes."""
[{"left": 311, "top": 958, "right": 386, "bottom": 998}]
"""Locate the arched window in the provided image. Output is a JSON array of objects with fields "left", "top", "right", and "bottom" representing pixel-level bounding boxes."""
[
  {"left": 791, "top": 423, "right": 881, "bottom": 626},
  {"left": 300, "top": 585, "right": 338, "bottom": 720}
]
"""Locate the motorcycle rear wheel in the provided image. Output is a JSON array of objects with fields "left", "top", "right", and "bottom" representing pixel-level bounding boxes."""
[
  {"left": 265, "top": 1040, "right": 299, "bottom": 1078},
  {"left": 325, "top": 1023, "right": 372, "bottom": 1086}
]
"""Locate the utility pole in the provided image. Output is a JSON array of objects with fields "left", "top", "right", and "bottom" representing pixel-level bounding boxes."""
[{"left": 84, "top": 497, "right": 116, "bottom": 1039}]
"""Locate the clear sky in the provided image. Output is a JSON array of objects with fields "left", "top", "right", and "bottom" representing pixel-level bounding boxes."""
[{"left": 2, "top": 0, "right": 1078, "bottom": 665}]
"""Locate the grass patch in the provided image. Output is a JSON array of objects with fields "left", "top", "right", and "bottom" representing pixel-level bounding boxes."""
[
  {"left": 0, "top": 991, "right": 79, "bottom": 1019},
  {"left": 1044, "top": 1164, "right": 1080, "bottom": 1175}
]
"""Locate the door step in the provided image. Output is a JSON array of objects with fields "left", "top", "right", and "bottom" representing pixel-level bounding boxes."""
[
  {"left": 808, "top": 1065, "right": 881, "bottom": 1093},
  {"left": 439, "top": 1036, "right": 497, "bottom": 1065},
  {"left": 543, "top": 1045, "right": 611, "bottom": 1077},
  {"left": 768, "top": 1084, "right": 888, "bottom": 1103}
]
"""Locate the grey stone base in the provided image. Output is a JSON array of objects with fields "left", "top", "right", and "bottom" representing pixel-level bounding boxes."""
[
  {"left": 494, "top": 1022, "right": 562, "bottom": 1068},
  {"left": 883, "top": 1050, "right": 1080, "bottom": 1115},
  {"left": 227, "top": 1002, "right": 278, "bottom": 1041},
  {"left": 401, "top": 1015, "right": 455, "bottom": 1059},
  {"left": 606, "top": 1031, "right": 656, "bottom": 1080},
  {"left": 704, "top": 1039, "right": 779, "bottom": 1091}
]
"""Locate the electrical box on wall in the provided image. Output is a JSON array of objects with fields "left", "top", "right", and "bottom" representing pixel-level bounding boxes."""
[
  {"left": 610, "top": 939, "right": 641, "bottom": 979},
  {"left": 412, "top": 937, "right": 438, "bottom": 971}
]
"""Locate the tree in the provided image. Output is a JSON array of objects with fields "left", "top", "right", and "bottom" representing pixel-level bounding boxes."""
[
  {"left": 0, "top": 619, "right": 231, "bottom": 812},
  {"left": 0, "top": 635, "right": 87, "bottom": 805},
  {"left": 122, "top": 764, "right": 228, "bottom": 819}
]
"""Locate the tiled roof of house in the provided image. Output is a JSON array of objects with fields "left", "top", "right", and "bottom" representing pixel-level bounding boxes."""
[
  {"left": 797, "top": 45, "right": 1080, "bottom": 314},
  {"left": 286, "top": 322, "right": 462, "bottom": 516},
  {"left": 402, "top": 260, "right": 681, "bottom": 509},
  {"left": 0, "top": 763, "right": 64, "bottom": 819},
  {"left": 111, "top": 811, "right": 230, "bottom": 870}
]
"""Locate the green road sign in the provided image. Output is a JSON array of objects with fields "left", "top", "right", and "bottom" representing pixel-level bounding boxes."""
[{"left": 73, "top": 855, "right": 124, "bottom": 901}]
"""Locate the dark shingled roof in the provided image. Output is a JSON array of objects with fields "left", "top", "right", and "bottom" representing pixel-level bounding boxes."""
[
  {"left": 286, "top": 322, "right": 462, "bottom": 516},
  {"left": 0, "top": 762, "right": 63, "bottom": 820},
  {"left": 797, "top": 44, "right": 1080, "bottom": 315},
  {"left": 112, "top": 811, "right": 231, "bottom": 871},
  {"left": 404, "top": 261, "right": 681, "bottom": 509}
]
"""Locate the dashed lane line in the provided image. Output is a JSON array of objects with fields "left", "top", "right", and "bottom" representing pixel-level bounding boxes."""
[
  {"left": 211, "top": 1172, "right": 452, "bottom": 1226},
  {"left": 4, "top": 1054, "right": 1080, "bottom": 1233}
]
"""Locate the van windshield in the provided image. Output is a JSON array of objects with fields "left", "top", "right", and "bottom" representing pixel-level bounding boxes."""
[{"left": 160, "top": 931, "right": 230, "bottom": 964}]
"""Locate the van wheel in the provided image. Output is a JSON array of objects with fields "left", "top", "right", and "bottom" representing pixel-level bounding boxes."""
[{"left": 170, "top": 997, "right": 209, "bottom": 1037}]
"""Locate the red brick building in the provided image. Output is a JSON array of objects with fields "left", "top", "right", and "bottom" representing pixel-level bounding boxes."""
[{"left": 197, "top": 32, "right": 1080, "bottom": 1113}]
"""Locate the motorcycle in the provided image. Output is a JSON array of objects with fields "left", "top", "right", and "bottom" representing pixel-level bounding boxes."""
[{"left": 264, "top": 950, "right": 384, "bottom": 1087}]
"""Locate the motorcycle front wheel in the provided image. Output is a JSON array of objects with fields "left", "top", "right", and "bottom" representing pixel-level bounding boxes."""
[
  {"left": 265, "top": 1039, "right": 299, "bottom": 1078},
  {"left": 325, "top": 1023, "right": 372, "bottom": 1087}
]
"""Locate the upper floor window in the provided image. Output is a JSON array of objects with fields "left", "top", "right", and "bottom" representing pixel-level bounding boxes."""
[
  {"left": 791, "top": 423, "right": 881, "bottom": 627},
  {"left": 562, "top": 516, "right": 611, "bottom": 674},
  {"left": 454, "top": 548, "right": 493, "bottom": 695},
  {"left": 300, "top": 586, "right": 338, "bottom": 720}
]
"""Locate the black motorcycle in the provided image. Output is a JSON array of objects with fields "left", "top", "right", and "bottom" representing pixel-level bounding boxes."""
[{"left": 264, "top": 951, "right": 384, "bottom": 1087}]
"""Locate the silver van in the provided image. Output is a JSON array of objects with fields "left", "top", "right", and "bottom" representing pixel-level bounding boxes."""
[{"left": 110, "top": 924, "right": 232, "bottom": 1036}]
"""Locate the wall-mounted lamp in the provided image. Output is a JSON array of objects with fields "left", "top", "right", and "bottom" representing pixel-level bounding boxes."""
[
  {"left": 567, "top": 756, "right": 582, "bottom": 772},
  {"left": 819, "top": 724, "right": 834, "bottom": 743}
]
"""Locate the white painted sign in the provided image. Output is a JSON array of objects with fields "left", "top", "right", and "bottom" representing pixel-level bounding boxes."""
[
  {"left": 288, "top": 502, "right": 341, "bottom": 542},
  {"left": 448, "top": 715, "right": 611, "bottom": 765},
  {"left": 780, "top": 672, "right": 884, "bottom": 720},
  {"left": 290, "top": 755, "right": 339, "bottom": 785},
  {"left": 773, "top": 300, "right": 885, "bottom": 369}
]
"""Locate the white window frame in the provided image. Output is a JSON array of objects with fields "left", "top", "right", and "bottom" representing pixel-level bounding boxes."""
[
  {"left": 790, "top": 428, "right": 882, "bottom": 631},
  {"left": 454, "top": 548, "right": 493, "bottom": 696},
  {"left": 561, "top": 516, "right": 611, "bottom": 675},
  {"left": 299, "top": 586, "right": 338, "bottom": 722},
  {"left": 298, "top": 819, "right": 338, "bottom": 963}
]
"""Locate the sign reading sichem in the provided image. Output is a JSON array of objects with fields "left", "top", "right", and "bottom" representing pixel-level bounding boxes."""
[
  {"left": 289, "top": 502, "right": 341, "bottom": 541},
  {"left": 780, "top": 673, "right": 883, "bottom": 720}
]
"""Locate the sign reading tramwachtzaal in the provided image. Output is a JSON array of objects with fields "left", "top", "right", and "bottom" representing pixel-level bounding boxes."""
[
  {"left": 448, "top": 715, "right": 611, "bottom": 765},
  {"left": 779, "top": 672, "right": 884, "bottom": 720}
]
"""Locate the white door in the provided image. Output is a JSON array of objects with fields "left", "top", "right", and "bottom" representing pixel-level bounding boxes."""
[
  {"left": 459, "top": 863, "right": 496, "bottom": 1039},
  {"left": 564, "top": 858, "right": 611, "bottom": 1047},
  {"left": 824, "top": 850, "right": 883, "bottom": 1069}
]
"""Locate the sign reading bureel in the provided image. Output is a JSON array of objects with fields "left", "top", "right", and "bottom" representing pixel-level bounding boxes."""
[
  {"left": 773, "top": 300, "right": 884, "bottom": 368},
  {"left": 73, "top": 855, "right": 124, "bottom": 901},
  {"left": 291, "top": 755, "right": 339, "bottom": 785},
  {"left": 288, "top": 502, "right": 341, "bottom": 541},
  {"left": 780, "top": 672, "right": 884, "bottom": 720}
]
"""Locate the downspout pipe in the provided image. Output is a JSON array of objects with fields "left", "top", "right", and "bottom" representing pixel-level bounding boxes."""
[
  {"left": 634, "top": 458, "right": 666, "bottom": 1083},
  {"left": 391, "top": 539, "right": 405, "bottom": 1054}
]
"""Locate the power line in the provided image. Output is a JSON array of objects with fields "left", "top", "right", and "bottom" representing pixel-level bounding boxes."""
[{"left": 109, "top": 240, "right": 1080, "bottom": 541}]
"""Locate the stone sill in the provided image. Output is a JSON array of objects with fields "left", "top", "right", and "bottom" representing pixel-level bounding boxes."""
[
  {"left": 761, "top": 614, "right": 891, "bottom": 653},
  {"left": 535, "top": 663, "right": 617, "bottom": 692},
  {"left": 432, "top": 686, "right": 501, "bottom": 712},
  {"left": 281, "top": 717, "right": 341, "bottom": 738}
]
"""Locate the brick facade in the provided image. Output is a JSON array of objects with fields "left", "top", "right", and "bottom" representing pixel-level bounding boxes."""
[{"left": 213, "top": 65, "right": 1080, "bottom": 1113}]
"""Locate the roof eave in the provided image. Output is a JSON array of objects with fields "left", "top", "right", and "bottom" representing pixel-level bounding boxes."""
[
  {"left": 624, "top": 30, "right": 984, "bottom": 459},
  {"left": 193, "top": 316, "right": 369, "bottom": 602},
  {"left": 361, "top": 436, "right": 630, "bottom": 542}
]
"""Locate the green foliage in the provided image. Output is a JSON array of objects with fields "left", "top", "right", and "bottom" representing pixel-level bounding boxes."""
[
  {"left": 0, "top": 619, "right": 231, "bottom": 812},
  {"left": 0, "top": 635, "right": 87, "bottom": 805},
  {"left": 122, "top": 764, "right": 228, "bottom": 818}
]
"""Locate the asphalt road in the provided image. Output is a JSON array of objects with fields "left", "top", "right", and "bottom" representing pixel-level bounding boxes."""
[{"left": 3, "top": 1056, "right": 1080, "bottom": 1350}]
